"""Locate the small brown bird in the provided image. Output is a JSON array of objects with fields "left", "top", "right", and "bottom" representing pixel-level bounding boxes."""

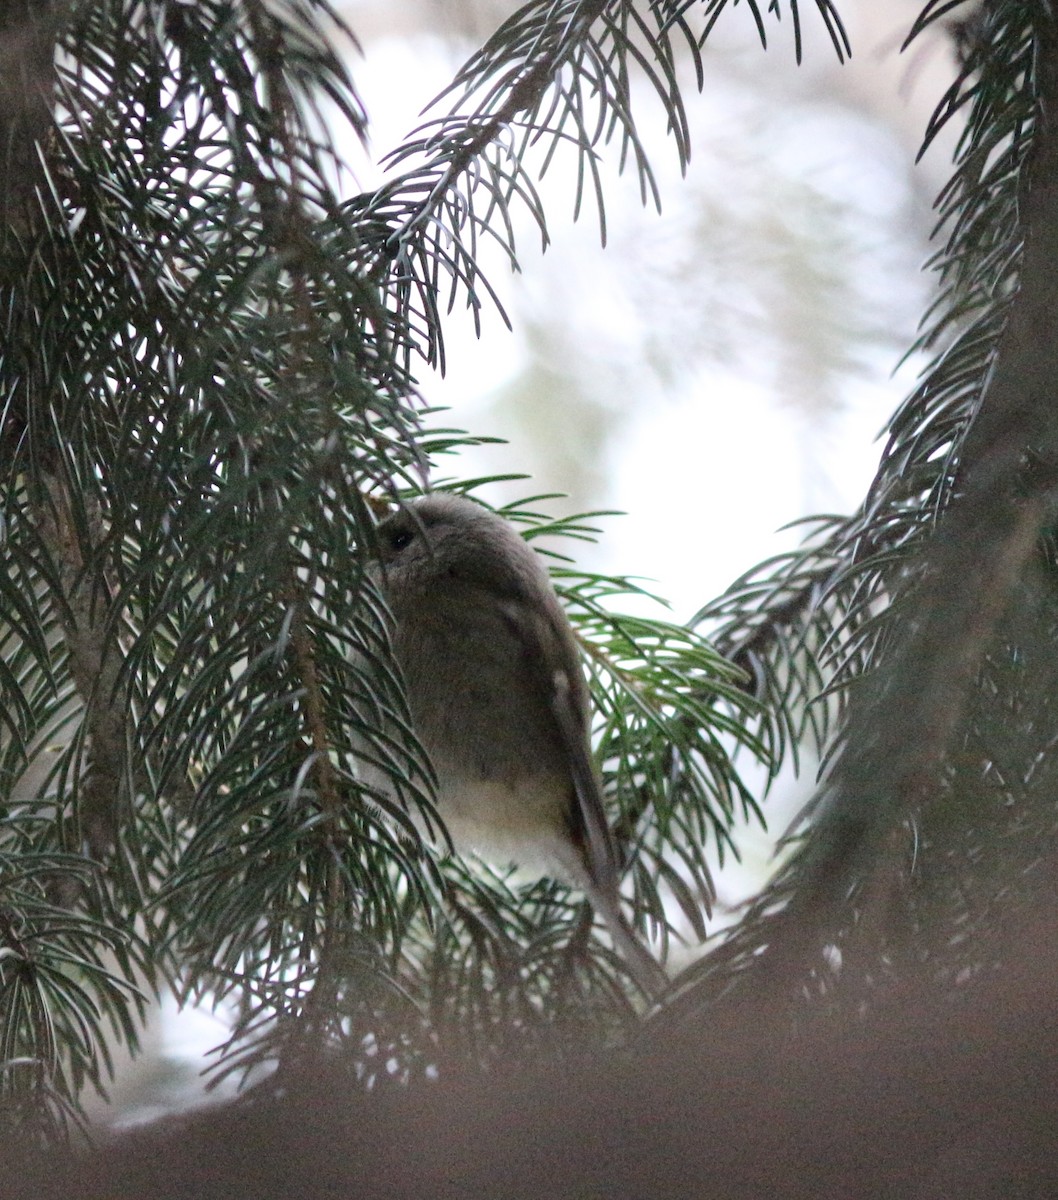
[{"left": 373, "top": 493, "right": 666, "bottom": 997}]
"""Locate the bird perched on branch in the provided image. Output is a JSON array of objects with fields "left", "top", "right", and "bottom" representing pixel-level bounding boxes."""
[{"left": 372, "top": 492, "right": 666, "bottom": 998}]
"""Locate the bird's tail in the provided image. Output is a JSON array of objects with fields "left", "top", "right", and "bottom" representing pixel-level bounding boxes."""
[{"left": 574, "top": 867, "right": 669, "bottom": 1001}]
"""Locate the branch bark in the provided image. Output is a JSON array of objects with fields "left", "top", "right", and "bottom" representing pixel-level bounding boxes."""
[
  {"left": 31, "top": 478, "right": 130, "bottom": 862},
  {"left": 0, "top": 2, "right": 57, "bottom": 238}
]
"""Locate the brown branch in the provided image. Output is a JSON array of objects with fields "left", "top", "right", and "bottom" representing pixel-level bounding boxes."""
[
  {"left": 0, "top": 2, "right": 61, "bottom": 462},
  {"left": 375, "top": 0, "right": 612, "bottom": 249},
  {"left": 959, "top": 20, "right": 1058, "bottom": 482},
  {"left": 0, "top": 2, "right": 59, "bottom": 239},
  {"left": 31, "top": 476, "right": 130, "bottom": 865},
  {"left": 0, "top": 905, "right": 29, "bottom": 962},
  {"left": 245, "top": 3, "right": 350, "bottom": 1007},
  {"left": 742, "top": 14, "right": 1058, "bottom": 995},
  {"left": 286, "top": 592, "right": 343, "bottom": 841}
]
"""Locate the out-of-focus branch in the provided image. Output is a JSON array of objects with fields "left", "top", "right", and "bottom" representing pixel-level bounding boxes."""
[
  {"left": 0, "top": 2, "right": 57, "bottom": 237},
  {"left": 10, "top": 880, "right": 1058, "bottom": 1198},
  {"left": 31, "top": 479, "right": 130, "bottom": 862},
  {"left": 0, "top": 2, "right": 60, "bottom": 460},
  {"left": 0, "top": 6, "right": 134, "bottom": 867},
  {"left": 959, "top": 23, "right": 1058, "bottom": 481},
  {"left": 725, "top": 15, "right": 1058, "bottom": 995}
]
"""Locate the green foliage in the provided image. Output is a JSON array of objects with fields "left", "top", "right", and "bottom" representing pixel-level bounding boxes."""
[
  {"left": 667, "top": 0, "right": 1058, "bottom": 1018},
  {"left": 352, "top": 0, "right": 848, "bottom": 370},
  {"left": 6, "top": 0, "right": 1048, "bottom": 1140},
  {"left": 1, "top": 0, "right": 847, "bottom": 1129}
]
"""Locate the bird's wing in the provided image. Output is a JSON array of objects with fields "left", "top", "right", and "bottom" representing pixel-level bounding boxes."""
[{"left": 497, "top": 596, "right": 620, "bottom": 897}]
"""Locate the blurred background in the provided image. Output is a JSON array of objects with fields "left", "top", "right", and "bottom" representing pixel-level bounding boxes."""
[
  {"left": 102, "top": 0, "right": 966, "bottom": 1124},
  {"left": 341, "top": 0, "right": 959, "bottom": 611}
]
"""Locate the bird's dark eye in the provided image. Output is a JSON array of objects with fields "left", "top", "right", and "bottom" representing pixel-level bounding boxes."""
[{"left": 388, "top": 528, "right": 414, "bottom": 552}]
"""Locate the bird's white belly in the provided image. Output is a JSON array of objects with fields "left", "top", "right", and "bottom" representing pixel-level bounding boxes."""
[{"left": 435, "top": 773, "right": 574, "bottom": 881}]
